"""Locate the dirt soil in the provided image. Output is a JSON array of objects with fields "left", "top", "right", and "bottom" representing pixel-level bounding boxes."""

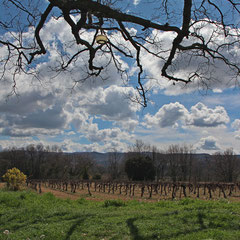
[
  {"left": 39, "top": 186, "right": 155, "bottom": 202},
  {"left": 0, "top": 182, "right": 140, "bottom": 201},
  {"left": 1, "top": 182, "right": 240, "bottom": 202}
]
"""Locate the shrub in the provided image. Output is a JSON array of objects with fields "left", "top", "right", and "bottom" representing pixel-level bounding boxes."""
[
  {"left": 103, "top": 200, "right": 126, "bottom": 207},
  {"left": 92, "top": 174, "right": 101, "bottom": 180},
  {"left": 2, "top": 168, "right": 27, "bottom": 191}
]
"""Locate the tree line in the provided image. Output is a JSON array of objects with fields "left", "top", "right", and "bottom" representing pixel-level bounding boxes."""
[
  {"left": 0, "top": 144, "right": 96, "bottom": 181},
  {"left": 0, "top": 141, "right": 240, "bottom": 183},
  {"left": 123, "top": 141, "right": 240, "bottom": 183}
]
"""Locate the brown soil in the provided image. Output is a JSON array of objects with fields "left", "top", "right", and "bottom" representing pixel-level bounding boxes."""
[
  {"left": 2, "top": 182, "right": 240, "bottom": 202},
  {"left": 30, "top": 184, "right": 240, "bottom": 202},
  {"left": 39, "top": 186, "right": 156, "bottom": 202}
]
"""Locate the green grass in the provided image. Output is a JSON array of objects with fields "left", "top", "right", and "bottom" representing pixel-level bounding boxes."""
[{"left": 1, "top": 190, "right": 240, "bottom": 240}]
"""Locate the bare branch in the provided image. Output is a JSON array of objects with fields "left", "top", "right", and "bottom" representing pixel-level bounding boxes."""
[
  {"left": 118, "top": 21, "right": 147, "bottom": 107},
  {"left": 162, "top": 0, "right": 192, "bottom": 83},
  {"left": 29, "top": 3, "right": 54, "bottom": 63},
  {"left": 1, "top": 0, "right": 240, "bottom": 106}
]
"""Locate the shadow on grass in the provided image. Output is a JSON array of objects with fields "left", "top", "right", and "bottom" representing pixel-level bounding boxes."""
[
  {"left": 126, "top": 218, "right": 145, "bottom": 240},
  {"left": 6, "top": 211, "right": 70, "bottom": 231},
  {"left": 5, "top": 211, "right": 93, "bottom": 240},
  {"left": 165, "top": 212, "right": 209, "bottom": 239},
  {"left": 126, "top": 211, "right": 211, "bottom": 240},
  {"left": 197, "top": 212, "right": 207, "bottom": 230},
  {"left": 64, "top": 217, "right": 85, "bottom": 240},
  {"left": 160, "top": 211, "right": 212, "bottom": 240}
]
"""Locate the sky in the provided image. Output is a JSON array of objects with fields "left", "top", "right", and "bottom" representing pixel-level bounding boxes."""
[{"left": 0, "top": 0, "right": 240, "bottom": 154}]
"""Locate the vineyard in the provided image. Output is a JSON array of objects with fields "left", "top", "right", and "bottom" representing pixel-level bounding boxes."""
[{"left": 27, "top": 179, "right": 240, "bottom": 201}]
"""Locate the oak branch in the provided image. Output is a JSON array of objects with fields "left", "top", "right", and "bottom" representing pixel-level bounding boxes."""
[{"left": 0, "top": 0, "right": 240, "bottom": 106}]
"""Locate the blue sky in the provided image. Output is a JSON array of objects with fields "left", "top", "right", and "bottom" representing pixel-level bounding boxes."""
[{"left": 0, "top": 0, "right": 240, "bottom": 153}]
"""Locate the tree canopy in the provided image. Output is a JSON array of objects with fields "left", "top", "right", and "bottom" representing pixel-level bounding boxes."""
[
  {"left": 125, "top": 155, "right": 155, "bottom": 181},
  {"left": 0, "top": 0, "right": 240, "bottom": 106}
]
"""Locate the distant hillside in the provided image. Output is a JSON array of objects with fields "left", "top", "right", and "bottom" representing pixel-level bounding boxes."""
[
  {"left": 71, "top": 152, "right": 211, "bottom": 164},
  {"left": 68, "top": 152, "right": 240, "bottom": 165},
  {"left": 72, "top": 152, "right": 125, "bottom": 165}
]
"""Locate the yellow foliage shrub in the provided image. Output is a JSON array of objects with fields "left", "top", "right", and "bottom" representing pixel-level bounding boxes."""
[{"left": 2, "top": 168, "right": 27, "bottom": 191}]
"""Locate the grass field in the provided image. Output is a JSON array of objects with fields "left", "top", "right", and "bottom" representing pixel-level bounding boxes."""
[{"left": 1, "top": 188, "right": 240, "bottom": 240}]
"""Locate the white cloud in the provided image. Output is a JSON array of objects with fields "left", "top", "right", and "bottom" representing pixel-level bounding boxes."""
[
  {"left": 0, "top": 127, "right": 62, "bottom": 138},
  {"left": 115, "top": 119, "right": 139, "bottom": 132},
  {"left": 186, "top": 102, "right": 230, "bottom": 127},
  {"left": 144, "top": 102, "right": 188, "bottom": 128},
  {"left": 0, "top": 17, "right": 140, "bottom": 142},
  {"left": 141, "top": 22, "right": 240, "bottom": 95},
  {"left": 87, "top": 127, "right": 130, "bottom": 143},
  {"left": 212, "top": 89, "right": 223, "bottom": 93},
  {"left": 0, "top": 90, "right": 69, "bottom": 137},
  {"left": 82, "top": 85, "right": 139, "bottom": 121},
  {"left": 0, "top": 138, "right": 46, "bottom": 151},
  {"left": 235, "top": 135, "right": 240, "bottom": 140},
  {"left": 133, "top": 0, "right": 141, "bottom": 6},
  {"left": 232, "top": 119, "right": 240, "bottom": 141},
  {"left": 144, "top": 102, "right": 229, "bottom": 129},
  {"left": 0, "top": 15, "right": 239, "bottom": 153},
  {"left": 232, "top": 119, "right": 240, "bottom": 130},
  {"left": 58, "top": 138, "right": 129, "bottom": 153},
  {"left": 196, "top": 136, "right": 221, "bottom": 151}
]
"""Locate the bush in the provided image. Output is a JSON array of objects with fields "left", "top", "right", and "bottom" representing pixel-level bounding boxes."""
[
  {"left": 92, "top": 174, "right": 102, "bottom": 180},
  {"left": 103, "top": 200, "right": 126, "bottom": 207},
  {"left": 2, "top": 168, "right": 27, "bottom": 191}
]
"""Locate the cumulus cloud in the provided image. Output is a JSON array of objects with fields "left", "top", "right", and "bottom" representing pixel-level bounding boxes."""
[
  {"left": 144, "top": 102, "right": 188, "bottom": 128},
  {"left": 87, "top": 127, "right": 130, "bottom": 143},
  {"left": 82, "top": 85, "right": 139, "bottom": 121},
  {"left": 0, "top": 14, "right": 239, "bottom": 153},
  {"left": 0, "top": 138, "right": 46, "bottom": 151},
  {"left": 231, "top": 119, "right": 240, "bottom": 141},
  {"left": 0, "top": 91, "right": 55, "bottom": 115},
  {"left": 196, "top": 136, "right": 221, "bottom": 151},
  {"left": 232, "top": 119, "right": 240, "bottom": 130},
  {"left": 0, "top": 16, "right": 134, "bottom": 95},
  {"left": 0, "top": 17, "right": 139, "bottom": 142},
  {"left": 57, "top": 138, "right": 129, "bottom": 152},
  {"left": 0, "top": 128, "right": 62, "bottom": 138},
  {"left": 115, "top": 119, "right": 139, "bottom": 132},
  {"left": 141, "top": 22, "right": 240, "bottom": 95},
  {"left": 186, "top": 102, "right": 230, "bottom": 127},
  {"left": 144, "top": 102, "right": 229, "bottom": 129},
  {"left": 0, "top": 91, "right": 68, "bottom": 137}
]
